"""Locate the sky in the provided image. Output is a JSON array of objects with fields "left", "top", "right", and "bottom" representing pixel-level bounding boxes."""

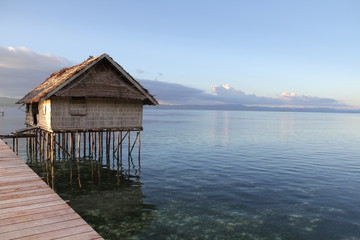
[{"left": 1, "top": 0, "right": 360, "bottom": 108}]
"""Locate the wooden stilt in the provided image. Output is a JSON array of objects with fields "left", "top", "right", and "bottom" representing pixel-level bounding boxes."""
[
  {"left": 93, "top": 132, "right": 98, "bottom": 158},
  {"left": 83, "top": 131, "right": 86, "bottom": 158},
  {"left": 21, "top": 128, "right": 143, "bottom": 189},
  {"left": 112, "top": 131, "right": 115, "bottom": 168},
  {"left": 129, "top": 131, "right": 140, "bottom": 156},
  {"left": 77, "top": 132, "right": 81, "bottom": 160},
  {"left": 127, "top": 131, "right": 131, "bottom": 173},
  {"left": 106, "top": 131, "right": 110, "bottom": 166},
  {"left": 116, "top": 131, "right": 120, "bottom": 166},
  {"left": 138, "top": 130, "right": 141, "bottom": 170}
]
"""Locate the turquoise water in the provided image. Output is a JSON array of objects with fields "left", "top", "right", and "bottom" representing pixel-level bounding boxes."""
[
  {"left": 139, "top": 110, "right": 360, "bottom": 240},
  {"left": 1, "top": 108, "right": 360, "bottom": 239}
]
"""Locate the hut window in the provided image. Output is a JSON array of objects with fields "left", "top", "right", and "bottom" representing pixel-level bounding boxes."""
[{"left": 70, "top": 97, "right": 87, "bottom": 116}]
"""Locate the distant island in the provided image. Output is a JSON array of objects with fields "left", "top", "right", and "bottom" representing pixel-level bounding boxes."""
[
  {"left": 0, "top": 97, "right": 20, "bottom": 107},
  {"left": 2, "top": 96, "right": 359, "bottom": 114},
  {"left": 150, "top": 104, "right": 360, "bottom": 114}
]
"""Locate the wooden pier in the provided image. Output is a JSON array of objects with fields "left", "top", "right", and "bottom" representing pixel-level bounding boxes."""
[{"left": 0, "top": 139, "right": 103, "bottom": 240}]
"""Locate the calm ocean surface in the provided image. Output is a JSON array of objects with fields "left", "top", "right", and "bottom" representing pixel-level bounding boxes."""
[{"left": 1, "top": 107, "right": 360, "bottom": 240}]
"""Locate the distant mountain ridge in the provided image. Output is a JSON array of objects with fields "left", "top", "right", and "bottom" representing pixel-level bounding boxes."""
[
  {"left": 150, "top": 104, "right": 360, "bottom": 114},
  {"left": 0, "top": 97, "right": 20, "bottom": 107}
]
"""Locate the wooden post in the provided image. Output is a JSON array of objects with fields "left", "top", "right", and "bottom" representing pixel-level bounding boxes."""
[
  {"left": 26, "top": 137, "right": 30, "bottom": 159},
  {"left": 88, "top": 131, "right": 92, "bottom": 158},
  {"left": 128, "top": 130, "right": 131, "bottom": 173},
  {"left": 50, "top": 133, "right": 54, "bottom": 162},
  {"left": 83, "top": 131, "right": 86, "bottom": 158},
  {"left": 77, "top": 132, "right": 81, "bottom": 160},
  {"left": 69, "top": 132, "right": 72, "bottom": 159},
  {"left": 106, "top": 131, "right": 110, "bottom": 166},
  {"left": 50, "top": 133, "right": 55, "bottom": 190},
  {"left": 71, "top": 132, "right": 76, "bottom": 159},
  {"left": 42, "top": 131, "right": 46, "bottom": 160},
  {"left": 138, "top": 130, "right": 141, "bottom": 167},
  {"left": 91, "top": 131, "right": 95, "bottom": 158},
  {"left": 98, "top": 131, "right": 102, "bottom": 161},
  {"left": 120, "top": 131, "right": 123, "bottom": 169},
  {"left": 94, "top": 131, "right": 97, "bottom": 159},
  {"left": 64, "top": 132, "right": 68, "bottom": 159},
  {"left": 117, "top": 131, "right": 121, "bottom": 165},
  {"left": 45, "top": 131, "right": 48, "bottom": 160},
  {"left": 112, "top": 131, "right": 115, "bottom": 168},
  {"left": 77, "top": 138, "right": 82, "bottom": 189},
  {"left": 129, "top": 131, "right": 140, "bottom": 156},
  {"left": 35, "top": 130, "right": 39, "bottom": 160},
  {"left": 57, "top": 133, "right": 61, "bottom": 160}
]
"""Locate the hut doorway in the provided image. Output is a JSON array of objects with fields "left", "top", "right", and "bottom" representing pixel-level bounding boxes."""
[{"left": 32, "top": 102, "right": 39, "bottom": 125}]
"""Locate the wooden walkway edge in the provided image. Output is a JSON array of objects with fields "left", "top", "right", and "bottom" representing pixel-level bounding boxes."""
[{"left": 0, "top": 139, "right": 103, "bottom": 240}]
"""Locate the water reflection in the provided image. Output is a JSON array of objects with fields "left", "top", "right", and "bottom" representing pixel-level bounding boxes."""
[{"left": 27, "top": 157, "right": 156, "bottom": 240}]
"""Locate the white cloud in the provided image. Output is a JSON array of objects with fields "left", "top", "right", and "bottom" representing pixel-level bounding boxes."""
[
  {"left": 211, "top": 84, "right": 347, "bottom": 108},
  {"left": 280, "top": 92, "right": 297, "bottom": 97}
]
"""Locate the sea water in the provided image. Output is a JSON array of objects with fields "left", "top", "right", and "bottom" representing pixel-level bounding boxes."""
[{"left": 1, "top": 108, "right": 360, "bottom": 240}]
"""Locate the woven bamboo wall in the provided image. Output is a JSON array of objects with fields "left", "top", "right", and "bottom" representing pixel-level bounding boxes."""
[{"left": 50, "top": 97, "right": 143, "bottom": 131}]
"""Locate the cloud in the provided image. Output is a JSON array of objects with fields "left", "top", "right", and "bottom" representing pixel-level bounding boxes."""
[
  {"left": 210, "top": 84, "right": 282, "bottom": 105},
  {"left": 208, "top": 84, "right": 348, "bottom": 107},
  {"left": 0, "top": 46, "right": 72, "bottom": 71},
  {"left": 0, "top": 46, "right": 349, "bottom": 108},
  {"left": 0, "top": 46, "right": 73, "bottom": 97},
  {"left": 140, "top": 80, "right": 349, "bottom": 108},
  {"left": 139, "top": 79, "right": 218, "bottom": 105},
  {"left": 277, "top": 91, "right": 344, "bottom": 107}
]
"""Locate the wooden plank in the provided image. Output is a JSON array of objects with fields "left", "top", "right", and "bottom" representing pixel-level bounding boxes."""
[
  {"left": 0, "top": 219, "right": 88, "bottom": 239},
  {"left": 0, "top": 208, "right": 74, "bottom": 226},
  {"left": 0, "top": 199, "right": 65, "bottom": 215},
  {"left": 0, "top": 193, "right": 59, "bottom": 210},
  {"left": 55, "top": 231, "right": 104, "bottom": 240},
  {"left": 0, "top": 212, "right": 79, "bottom": 232},
  {"left": 16, "top": 226, "right": 100, "bottom": 240},
  {"left": 0, "top": 139, "right": 103, "bottom": 239},
  {"left": 0, "top": 175, "right": 41, "bottom": 184},
  {"left": 0, "top": 177, "right": 40, "bottom": 187},
  {"left": 0, "top": 201, "right": 66, "bottom": 220},
  {"left": 0, "top": 181, "right": 48, "bottom": 193},
  {"left": 0, "top": 188, "right": 54, "bottom": 201}
]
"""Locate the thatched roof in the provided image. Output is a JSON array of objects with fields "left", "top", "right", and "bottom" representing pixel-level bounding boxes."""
[{"left": 17, "top": 54, "right": 158, "bottom": 105}]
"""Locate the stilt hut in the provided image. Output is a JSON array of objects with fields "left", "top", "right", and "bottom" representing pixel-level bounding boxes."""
[
  {"left": 17, "top": 54, "right": 157, "bottom": 162},
  {"left": 18, "top": 54, "right": 157, "bottom": 131}
]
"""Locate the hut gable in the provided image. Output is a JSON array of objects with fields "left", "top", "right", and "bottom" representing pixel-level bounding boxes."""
[
  {"left": 17, "top": 54, "right": 158, "bottom": 105},
  {"left": 54, "top": 58, "right": 145, "bottom": 100}
]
